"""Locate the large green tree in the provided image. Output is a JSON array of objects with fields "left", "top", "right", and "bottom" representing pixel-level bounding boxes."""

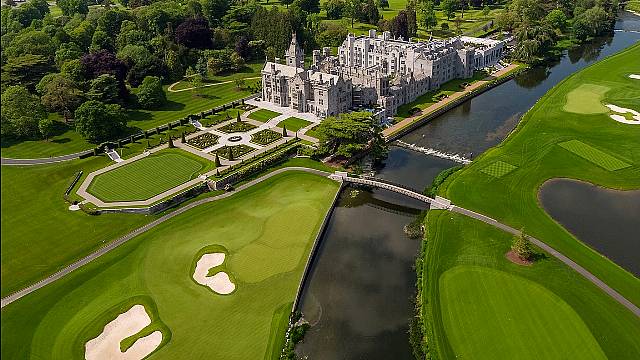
[
  {"left": 56, "top": 0, "right": 89, "bottom": 16},
  {"left": 1, "top": 85, "right": 47, "bottom": 139},
  {"left": 136, "top": 76, "right": 166, "bottom": 109},
  {"left": 314, "top": 111, "right": 387, "bottom": 161},
  {"left": 74, "top": 100, "right": 127, "bottom": 142},
  {"left": 418, "top": 0, "right": 438, "bottom": 30},
  {"left": 39, "top": 75, "right": 85, "bottom": 122},
  {"left": 441, "top": 0, "right": 457, "bottom": 20},
  {"left": 87, "top": 74, "right": 122, "bottom": 104}
]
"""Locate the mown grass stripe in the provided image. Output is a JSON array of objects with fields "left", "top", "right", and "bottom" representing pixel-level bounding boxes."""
[
  {"left": 87, "top": 150, "right": 208, "bottom": 202},
  {"left": 558, "top": 140, "right": 630, "bottom": 171}
]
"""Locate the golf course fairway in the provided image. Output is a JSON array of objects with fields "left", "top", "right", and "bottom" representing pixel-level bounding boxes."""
[
  {"left": 440, "top": 266, "right": 606, "bottom": 360},
  {"left": 0, "top": 171, "right": 339, "bottom": 359}
]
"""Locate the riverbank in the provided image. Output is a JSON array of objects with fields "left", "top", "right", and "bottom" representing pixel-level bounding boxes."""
[
  {"left": 421, "top": 39, "right": 640, "bottom": 359},
  {"left": 383, "top": 63, "right": 527, "bottom": 140}
]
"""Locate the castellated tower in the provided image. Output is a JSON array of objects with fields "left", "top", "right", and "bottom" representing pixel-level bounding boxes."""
[{"left": 285, "top": 33, "right": 304, "bottom": 68}]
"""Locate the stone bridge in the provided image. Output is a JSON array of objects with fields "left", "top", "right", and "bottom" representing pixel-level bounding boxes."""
[{"left": 329, "top": 172, "right": 452, "bottom": 210}]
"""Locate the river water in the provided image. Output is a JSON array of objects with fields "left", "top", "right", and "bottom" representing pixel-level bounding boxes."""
[{"left": 297, "top": 13, "right": 640, "bottom": 360}]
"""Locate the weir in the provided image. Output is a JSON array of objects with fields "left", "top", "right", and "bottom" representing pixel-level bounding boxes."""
[{"left": 395, "top": 140, "right": 472, "bottom": 164}]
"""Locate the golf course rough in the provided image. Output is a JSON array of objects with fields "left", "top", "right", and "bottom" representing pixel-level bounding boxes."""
[
  {"left": 87, "top": 149, "right": 211, "bottom": 202},
  {"left": 1, "top": 171, "right": 339, "bottom": 360},
  {"left": 440, "top": 266, "right": 606, "bottom": 360}
]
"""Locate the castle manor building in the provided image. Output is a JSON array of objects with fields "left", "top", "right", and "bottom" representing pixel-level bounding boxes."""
[{"left": 261, "top": 31, "right": 505, "bottom": 119}]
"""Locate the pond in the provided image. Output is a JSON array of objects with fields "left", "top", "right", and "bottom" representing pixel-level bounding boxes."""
[{"left": 539, "top": 178, "right": 640, "bottom": 277}]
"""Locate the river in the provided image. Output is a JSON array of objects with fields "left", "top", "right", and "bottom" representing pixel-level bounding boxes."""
[{"left": 296, "top": 12, "right": 640, "bottom": 360}]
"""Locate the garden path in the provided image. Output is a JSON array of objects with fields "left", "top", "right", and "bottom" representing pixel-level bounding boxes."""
[{"left": 167, "top": 77, "right": 261, "bottom": 93}]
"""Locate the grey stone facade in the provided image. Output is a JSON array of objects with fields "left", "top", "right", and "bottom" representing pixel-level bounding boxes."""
[{"left": 261, "top": 31, "right": 505, "bottom": 118}]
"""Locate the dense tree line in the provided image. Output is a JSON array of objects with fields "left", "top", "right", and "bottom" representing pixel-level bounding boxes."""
[
  {"left": 0, "top": 0, "right": 621, "bottom": 143},
  {"left": 497, "top": 0, "right": 618, "bottom": 61}
]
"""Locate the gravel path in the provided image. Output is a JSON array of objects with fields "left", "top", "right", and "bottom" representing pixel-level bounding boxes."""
[
  {"left": 0, "top": 167, "right": 330, "bottom": 308},
  {"left": 1, "top": 150, "right": 93, "bottom": 166}
]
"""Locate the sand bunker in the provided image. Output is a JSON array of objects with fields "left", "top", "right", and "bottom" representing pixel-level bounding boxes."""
[
  {"left": 629, "top": 74, "right": 640, "bottom": 80},
  {"left": 85, "top": 304, "right": 162, "bottom": 360},
  {"left": 193, "top": 253, "right": 236, "bottom": 294},
  {"left": 605, "top": 104, "right": 640, "bottom": 124}
]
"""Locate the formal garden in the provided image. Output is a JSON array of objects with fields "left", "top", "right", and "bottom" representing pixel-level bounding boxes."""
[
  {"left": 215, "top": 145, "right": 255, "bottom": 160},
  {"left": 250, "top": 129, "right": 282, "bottom": 146},
  {"left": 200, "top": 109, "right": 246, "bottom": 127},
  {"left": 218, "top": 122, "right": 257, "bottom": 134},
  {"left": 86, "top": 148, "right": 214, "bottom": 202},
  {"left": 186, "top": 133, "right": 220, "bottom": 150}
]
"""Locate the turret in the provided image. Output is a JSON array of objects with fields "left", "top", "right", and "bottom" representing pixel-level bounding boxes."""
[{"left": 285, "top": 32, "right": 304, "bottom": 68}]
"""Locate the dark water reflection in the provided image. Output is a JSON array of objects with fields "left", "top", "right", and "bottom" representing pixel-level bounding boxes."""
[
  {"left": 539, "top": 179, "right": 640, "bottom": 277},
  {"left": 297, "top": 188, "right": 428, "bottom": 360},
  {"left": 298, "top": 13, "right": 640, "bottom": 359}
]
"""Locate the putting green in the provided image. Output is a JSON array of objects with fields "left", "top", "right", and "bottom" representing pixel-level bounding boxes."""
[
  {"left": 87, "top": 149, "right": 211, "bottom": 202},
  {"left": 563, "top": 84, "right": 610, "bottom": 114},
  {"left": 440, "top": 266, "right": 607, "bottom": 360},
  {"left": 1, "top": 171, "right": 339, "bottom": 360}
]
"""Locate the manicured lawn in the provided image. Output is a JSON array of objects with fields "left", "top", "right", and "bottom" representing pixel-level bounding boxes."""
[
  {"left": 129, "top": 82, "right": 256, "bottom": 131},
  {"left": 305, "top": 125, "right": 321, "bottom": 139},
  {"left": 277, "top": 117, "right": 313, "bottom": 132},
  {"left": 201, "top": 108, "right": 244, "bottom": 127},
  {"left": 248, "top": 109, "right": 281, "bottom": 123},
  {"left": 558, "top": 140, "right": 631, "bottom": 171},
  {"left": 480, "top": 160, "right": 517, "bottom": 178},
  {"left": 0, "top": 157, "right": 152, "bottom": 297},
  {"left": 422, "top": 43, "right": 640, "bottom": 359},
  {"left": 1, "top": 171, "right": 339, "bottom": 360},
  {"left": 422, "top": 212, "right": 640, "bottom": 360},
  {"left": 87, "top": 148, "right": 213, "bottom": 202},
  {"left": 563, "top": 84, "right": 610, "bottom": 114},
  {"left": 170, "top": 61, "right": 263, "bottom": 91},
  {"left": 627, "top": 1, "right": 640, "bottom": 12},
  {"left": 440, "top": 266, "right": 606, "bottom": 360}
]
